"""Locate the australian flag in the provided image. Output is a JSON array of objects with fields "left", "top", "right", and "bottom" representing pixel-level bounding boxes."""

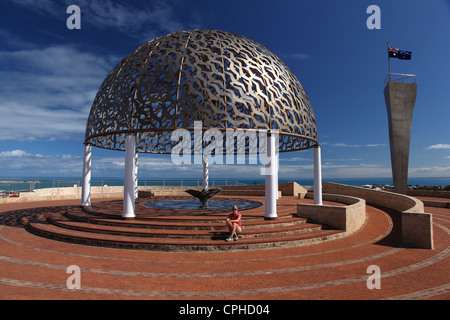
[{"left": 388, "top": 45, "right": 412, "bottom": 60}]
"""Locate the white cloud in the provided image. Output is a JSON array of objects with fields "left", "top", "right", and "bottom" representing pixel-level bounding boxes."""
[
  {"left": 0, "top": 45, "right": 116, "bottom": 141},
  {"left": 0, "top": 149, "right": 83, "bottom": 176},
  {"left": 83, "top": 0, "right": 195, "bottom": 39},
  {"left": 7, "top": 0, "right": 194, "bottom": 40},
  {"left": 7, "top": 0, "right": 61, "bottom": 16},
  {"left": 323, "top": 158, "right": 362, "bottom": 161},
  {"left": 323, "top": 166, "right": 391, "bottom": 178},
  {"left": 366, "top": 144, "right": 386, "bottom": 147},
  {"left": 279, "top": 156, "right": 313, "bottom": 162},
  {"left": 0, "top": 148, "right": 312, "bottom": 179},
  {"left": 331, "top": 143, "right": 362, "bottom": 148},
  {"left": 408, "top": 166, "right": 450, "bottom": 177},
  {"left": 111, "top": 161, "right": 125, "bottom": 168},
  {"left": 318, "top": 162, "right": 450, "bottom": 179},
  {"left": 0, "top": 150, "right": 30, "bottom": 157},
  {"left": 425, "top": 144, "right": 450, "bottom": 150},
  {"left": 0, "top": 28, "right": 36, "bottom": 50},
  {"left": 322, "top": 142, "right": 387, "bottom": 148},
  {"left": 0, "top": 1, "right": 201, "bottom": 142},
  {"left": 288, "top": 53, "right": 310, "bottom": 60},
  {"left": 2, "top": 148, "right": 448, "bottom": 181}
]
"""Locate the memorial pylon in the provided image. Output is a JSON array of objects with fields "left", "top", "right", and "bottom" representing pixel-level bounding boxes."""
[{"left": 384, "top": 43, "right": 416, "bottom": 194}]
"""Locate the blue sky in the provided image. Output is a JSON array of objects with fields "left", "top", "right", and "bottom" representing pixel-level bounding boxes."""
[{"left": 0, "top": 0, "right": 449, "bottom": 181}]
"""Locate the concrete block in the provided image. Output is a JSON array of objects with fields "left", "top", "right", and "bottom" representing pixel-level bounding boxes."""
[{"left": 384, "top": 81, "right": 417, "bottom": 194}]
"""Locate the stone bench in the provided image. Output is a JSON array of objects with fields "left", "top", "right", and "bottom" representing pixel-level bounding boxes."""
[
  {"left": 322, "top": 182, "right": 433, "bottom": 249},
  {"left": 296, "top": 193, "right": 366, "bottom": 235}
]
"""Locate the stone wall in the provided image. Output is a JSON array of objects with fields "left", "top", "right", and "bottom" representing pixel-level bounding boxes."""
[
  {"left": 218, "top": 182, "right": 305, "bottom": 197},
  {"left": 297, "top": 193, "right": 366, "bottom": 233},
  {"left": 0, "top": 181, "right": 305, "bottom": 203},
  {"left": 407, "top": 190, "right": 450, "bottom": 199},
  {"left": 138, "top": 186, "right": 201, "bottom": 197},
  {"left": 279, "top": 182, "right": 308, "bottom": 197},
  {"left": 322, "top": 182, "right": 434, "bottom": 249},
  {"left": 0, "top": 186, "right": 123, "bottom": 204}
]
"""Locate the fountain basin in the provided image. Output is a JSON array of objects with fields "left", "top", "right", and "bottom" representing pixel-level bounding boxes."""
[{"left": 144, "top": 199, "right": 262, "bottom": 211}]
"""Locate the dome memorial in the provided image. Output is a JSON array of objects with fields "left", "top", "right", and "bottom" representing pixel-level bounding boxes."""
[
  {"left": 81, "top": 29, "right": 323, "bottom": 219},
  {"left": 85, "top": 29, "right": 318, "bottom": 153}
]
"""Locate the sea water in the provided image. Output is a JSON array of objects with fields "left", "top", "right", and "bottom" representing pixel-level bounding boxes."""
[{"left": 1, "top": 177, "right": 450, "bottom": 192}]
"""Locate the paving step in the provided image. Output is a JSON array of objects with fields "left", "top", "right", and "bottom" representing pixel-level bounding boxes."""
[
  {"left": 23, "top": 199, "right": 346, "bottom": 251},
  {"left": 66, "top": 209, "right": 308, "bottom": 230},
  {"left": 81, "top": 205, "right": 295, "bottom": 223},
  {"left": 26, "top": 221, "right": 345, "bottom": 251},
  {"left": 48, "top": 212, "right": 322, "bottom": 239}
]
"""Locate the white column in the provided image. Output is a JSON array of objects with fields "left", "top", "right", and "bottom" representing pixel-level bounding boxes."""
[
  {"left": 81, "top": 143, "right": 91, "bottom": 207},
  {"left": 314, "top": 145, "right": 323, "bottom": 205},
  {"left": 134, "top": 152, "right": 138, "bottom": 199},
  {"left": 123, "top": 134, "right": 136, "bottom": 219},
  {"left": 275, "top": 150, "right": 279, "bottom": 199},
  {"left": 264, "top": 131, "right": 277, "bottom": 219},
  {"left": 202, "top": 154, "right": 209, "bottom": 191}
]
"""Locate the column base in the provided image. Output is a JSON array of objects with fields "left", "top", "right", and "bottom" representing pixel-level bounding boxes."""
[{"left": 264, "top": 216, "right": 277, "bottom": 220}]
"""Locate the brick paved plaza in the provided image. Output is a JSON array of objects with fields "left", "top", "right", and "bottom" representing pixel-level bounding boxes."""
[{"left": 0, "top": 196, "right": 448, "bottom": 301}]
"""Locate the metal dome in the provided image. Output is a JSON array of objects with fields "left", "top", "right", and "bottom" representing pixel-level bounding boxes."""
[{"left": 85, "top": 29, "right": 318, "bottom": 153}]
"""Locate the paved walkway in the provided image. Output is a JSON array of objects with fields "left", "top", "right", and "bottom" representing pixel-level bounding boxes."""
[{"left": 0, "top": 197, "right": 448, "bottom": 301}]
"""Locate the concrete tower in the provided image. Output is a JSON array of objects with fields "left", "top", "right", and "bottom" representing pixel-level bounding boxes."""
[{"left": 384, "top": 80, "right": 417, "bottom": 194}]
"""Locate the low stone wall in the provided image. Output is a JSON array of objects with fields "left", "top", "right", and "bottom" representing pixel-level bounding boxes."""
[
  {"left": 406, "top": 190, "right": 450, "bottom": 208},
  {"left": 407, "top": 190, "right": 450, "bottom": 199},
  {"left": 219, "top": 181, "right": 306, "bottom": 198},
  {"left": 322, "top": 182, "right": 434, "bottom": 249},
  {"left": 0, "top": 186, "right": 123, "bottom": 204},
  {"left": 420, "top": 199, "right": 450, "bottom": 209},
  {"left": 279, "top": 182, "right": 308, "bottom": 197},
  {"left": 139, "top": 186, "right": 201, "bottom": 197},
  {"left": 297, "top": 193, "right": 366, "bottom": 233},
  {"left": 140, "top": 185, "right": 283, "bottom": 197},
  {"left": 0, "top": 181, "right": 304, "bottom": 204}
]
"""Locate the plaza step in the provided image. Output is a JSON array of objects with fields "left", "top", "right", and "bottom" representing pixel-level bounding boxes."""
[
  {"left": 26, "top": 220, "right": 344, "bottom": 251},
  {"left": 66, "top": 208, "right": 308, "bottom": 230},
  {"left": 46, "top": 211, "right": 322, "bottom": 239},
  {"left": 23, "top": 199, "right": 346, "bottom": 251}
]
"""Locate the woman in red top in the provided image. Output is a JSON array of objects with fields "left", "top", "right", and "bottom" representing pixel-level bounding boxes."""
[{"left": 225, "top": 205, "right": 242, "bottom": 241}]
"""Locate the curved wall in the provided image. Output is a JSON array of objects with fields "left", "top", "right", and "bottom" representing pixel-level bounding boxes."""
[
  {"left": 323, "top": 182, "right": 433, "bottom": 249},
  {"left": 297, "top": 193, "right": 366, "bottom": 234}
]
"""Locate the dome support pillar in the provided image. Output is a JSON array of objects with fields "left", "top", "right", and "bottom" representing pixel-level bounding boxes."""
[
  {"left": 202, "top": 154, "right": 209, "bottom": 191},
  {"left": 264, "top": 131, "right": 278, "bottom": 220},
  {"left": 123, "top": 134, "right": 136, "bottom": 220},
  {"left": 81, "top": 143, "right": 91, "bottom": 207},
  {"left": 134, "top": 152, "right": 138, "bottom": 199},
  {"left": 314, "top": 145, "right": 323, "bottom": 205},
  {"left": 275, "top": 148, "right": 279, "bottom": 200}
]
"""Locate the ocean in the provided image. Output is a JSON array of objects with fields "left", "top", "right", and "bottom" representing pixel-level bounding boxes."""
[{"left": 1, "top": 177, "right": 450, "bottom": 192}]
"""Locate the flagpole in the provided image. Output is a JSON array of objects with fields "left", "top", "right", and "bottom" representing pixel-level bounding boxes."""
[{"left": 387, "top": 42, "right": 391, "bottom": 81}]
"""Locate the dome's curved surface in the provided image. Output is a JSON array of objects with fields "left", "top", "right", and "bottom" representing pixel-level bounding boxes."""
[{"left": 85, "top": 29, "right": 318, "bottom": 153}]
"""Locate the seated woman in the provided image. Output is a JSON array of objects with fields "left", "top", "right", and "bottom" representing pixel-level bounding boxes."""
[{"left": 225, "top": 205, "right": 242, "bottom": 241}]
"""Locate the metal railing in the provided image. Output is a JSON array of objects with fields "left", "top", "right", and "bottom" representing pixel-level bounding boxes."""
[
  {"left": 385, "top": 73, "right": 416, "bottom": 85},
  {"left": 1, "top": 179, "right": 255, "bottom": 194}
]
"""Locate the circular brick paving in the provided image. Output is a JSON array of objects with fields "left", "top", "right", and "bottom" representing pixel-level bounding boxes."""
[
  {"left": 23, "top": 196, "right": 346, "bottom": 251},
  {"left": 0, "top": 196, "right": 448, "bottom": 300}
]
